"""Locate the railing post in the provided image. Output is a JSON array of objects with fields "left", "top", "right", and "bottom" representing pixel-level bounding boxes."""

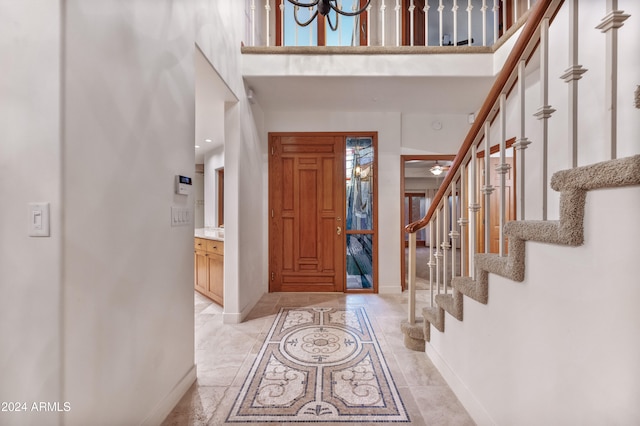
[
  {"left": 438, "top": 0, "right": 445, "bottom": 46},
  {"left": 496, "top": 93, "right": 510, "bottom": 257},
  {"left": 458, "top": 163, "right": 468, "bottom": 277},
  {"left": 407, "top": 232, "right": 417, "bottom": 324},
  {"left": 560, "top": 0, "right": 587, "bottom": 168},
  {"left": 428, "top": 221, "right": 435, "bottom": 306},
  {"left": 435, "top": 209, "right": 442, "bottom": 295},
  {"left": 409, "top": 0, "right": 416, "bottom": 46},
  {"left": 442, "top": 194, "right": 450, "bottom": 293},
  {"left": 380, "top": 0, "right": 386, "bottom": 46},
  {"left": 395, "top": 0, "right": 401, "bottom": 46},
  {"left": 469, "top": 144, "right": 480, "bottom": 275},
  {"left": 514, "top": 60, "right": 531, "bottom": 220},
  {"left": 493, "top": 0, "right": 499, "bottom": 44},
  {"left": 596, "top": 0, "right": 629, "bottom": 160},
  {"left": 264, "top": 0, "right": 270, "bottom": 46},
  {"left": 534, "top": 17, "right": 555, "bottom": 221},
  {"left": 280, "top": 1, "right": 285, "bottom": 46},
  {"left": 481, "top": 0, "right": 488, "bottom": 46},
  {"left": 482, "top": 122, "right": 494, "bottom": 253},
  {"left": 366, "top": 3, "right": 372, "bottom": 46},
  {"left": 251, "top": 0, "right": 256, "bottom": 46},
  {"left": 424, "top": 3, "right": 430, "bottom": 46},
  {"left": 452, "top": 0, "right": 459, "bottom": 46},
  {"left": 467, "top": 0, "right": 474, "bottom": 46},
  {"left": 450, "top": 180, "right": 460, "bottom": 281}
]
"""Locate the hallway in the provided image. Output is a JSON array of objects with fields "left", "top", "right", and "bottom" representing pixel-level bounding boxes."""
[{"left": 162, "top": 292, "right": 474, "bottom": 425}]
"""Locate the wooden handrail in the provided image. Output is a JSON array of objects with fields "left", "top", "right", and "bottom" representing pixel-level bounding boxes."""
[{"left": 405, "top": 0, "right": 563, "bottom": 234}]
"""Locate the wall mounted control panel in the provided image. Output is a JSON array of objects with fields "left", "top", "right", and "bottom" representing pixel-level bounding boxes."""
[{"left": 175, "top": 175, "right": 192, "bottom": 195}]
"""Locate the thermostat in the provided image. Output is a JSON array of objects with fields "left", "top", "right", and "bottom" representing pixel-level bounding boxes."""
[{"left": 175, "top": 175, "right": 192, "bottom": 195}]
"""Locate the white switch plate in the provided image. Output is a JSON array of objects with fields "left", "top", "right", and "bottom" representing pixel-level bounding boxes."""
[
  {"left": 171, "top": 206, "right": 191, "bottom": 227},
  {"left": 28, "top": 202, "right": 50, "bottom": 237}
]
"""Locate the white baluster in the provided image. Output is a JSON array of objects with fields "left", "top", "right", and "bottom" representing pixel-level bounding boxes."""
[
  {"left": 428, "top": 221, "right": 435, "bottom": 306},
  {"left": 561, "top": 0, "right": 587, "bottom": 168},
  {"left": 514, "top": 0, "right": 518, "bottom": 24},
  {"left": 450, "top": 180, "right": 459, "bottom": 281},
  {"left": 295, "top": 6, "right": 299, "bottom": 45},
  {"left": 482, "top": 122, "right": 494, "bottom": 253},
  {"left": 424, "top": 3, "right": 430, "bottom": 46},
  {"left": 409, "top": 0, "right": 416, "bottom": 46},
  {"left": 338, "top": 0, "right": 343, "bottom": 46},
  {"left": 395, "top": 0, "right": 401, "bottom": 46},
  {"left": 496, "top": 93, "right": 510, "bottom": 257},
  {"left": 458, "top": 163, "right": 468, "bottom": 277},
  {"left": 596, "top": 0, "right": 629, "bottom": 159},
  {"left": 481, "top": 0, "right": 487, "bottom": 46},
  {"left": 514, "top": 60, "right": 531, "bottom": 220},
  {"left": 438, "top": 0, "right": 444, "bottom": 46},
  {"left": 265, "top": 0, "right": 270, "bottom": 46},
  {"left": 380, "top": 0, "right": 386, "bottom": 46},
  {"left": 251, "top": 0, "right": 256, "bottom": 46},
  {"left": 533, "top": 18, "right": 556, "bottom": 220},
  {"left": 469, "top": 144, "right": 480, "bottom": 275},
  {"left": 366, "top": 4, "right": 372, "bottom": 46},
  {"left": 442, "top": 194, "right": 450, "bottom": 294},
  {"left": 309, "top": 6, "right": 313, "bottom": 46},
  {"left": 493, "top": 0, "right": 499, "bottom": 44},
  {"left": 435, "top": 209, "right": 442, "bottom": 295},
  {"left": 408, "top": 232, "right": 417, "bottom": 324},
  {"left": 452, "top": 0, "right": 459, "bottom": 46},
  {"left": 280, "top": 1, "right": 285, "bottom": 45},
  {"left": 352, "top": 0, "right": 358, "bottom": 46},
  {"left": 467, "top": 0, "right": 473, "bottom": 46}
]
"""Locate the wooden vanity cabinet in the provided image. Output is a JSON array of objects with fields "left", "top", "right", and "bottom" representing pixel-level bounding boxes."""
[{"left": 194, "top": 238, "right": 224, "bottom": 306}]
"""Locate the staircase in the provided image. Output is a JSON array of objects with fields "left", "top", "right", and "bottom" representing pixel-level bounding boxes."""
[{"left": 400, "top": 0, "right": 640, "bottom": 422}]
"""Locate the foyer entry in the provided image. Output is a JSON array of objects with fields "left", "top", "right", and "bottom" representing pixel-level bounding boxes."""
[{"left": 268, "top": 132, "right": 377, "bottom": 293}]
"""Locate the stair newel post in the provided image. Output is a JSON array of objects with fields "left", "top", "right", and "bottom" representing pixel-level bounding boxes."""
[
  {"left": 497, "top": 93, "right": 510, "bottom": 257},
  {"left": 596, "top": 0, "right": 628, "bottom": 160},
  {"left": 442, "top": 193, "right": 450, "bottom": 294},
  {"left": 428, "top": 220, "right": 435, "bottom": 307},
  {"left": 514, "top": 59, "right": 531, "bottom": 220},
  {"left": 450, "top": 178, "right": 460, "bottom": 281},
  {"left": 407, "top": 231, "right": 417, "bottom": 324},
  {"left": 467, "top": 0, "right": 474, "bottom": 46},
  {"left": 458, "top": 162, "right": 468, "bottom": 277},
  {"left": 482, "top": 122, "right": 494, "bottom": 253},
  {"left": 481, "top": 0, "right": 488, "bottom": 46},
  {"left": 534, "top": 17, "right": 555, "bottom": 220}
]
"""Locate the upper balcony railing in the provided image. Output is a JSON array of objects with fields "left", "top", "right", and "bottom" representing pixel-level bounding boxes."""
[{"left": 245, "top": 0, "right": 535, "bottom": 48}]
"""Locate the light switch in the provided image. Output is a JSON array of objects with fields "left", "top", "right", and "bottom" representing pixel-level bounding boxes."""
[{"left": 28, "top": 202, "right": 50, "bottom": 237}]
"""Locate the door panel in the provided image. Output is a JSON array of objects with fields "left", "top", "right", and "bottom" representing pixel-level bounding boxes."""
[
  {"left": 478, "top": 154, "right": 515, "bottom": 254},
  {"left": 270, "top": 135, "right": 345, "bottom": 292}
]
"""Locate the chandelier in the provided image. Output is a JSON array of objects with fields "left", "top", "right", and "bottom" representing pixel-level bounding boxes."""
[{"left": 288, "top": 0, "right": 371, "bottom": 31}]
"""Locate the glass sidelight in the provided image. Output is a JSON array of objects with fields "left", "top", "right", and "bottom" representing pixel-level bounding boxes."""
[{"left": 345, "top": 136, "right": 375, "bottom": 290}]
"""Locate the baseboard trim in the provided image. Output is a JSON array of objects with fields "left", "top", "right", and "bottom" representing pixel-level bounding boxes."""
[
  {"left": 425, "top": 342, "right": 496, "bottom": 426},
  {"left": 378, "top": 284, "right": 402, "bottom": 294},
  {"left": 141, "top": 364, "right": 197, "bottom": 426}
]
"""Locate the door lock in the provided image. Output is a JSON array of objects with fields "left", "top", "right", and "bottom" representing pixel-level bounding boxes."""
[{"left": 337, "top": 226, "right": 342, "bottom": 235}]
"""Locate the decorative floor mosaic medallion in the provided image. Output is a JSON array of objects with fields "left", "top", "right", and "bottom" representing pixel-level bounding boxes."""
[{"left": 227, "top": 307, "right": 410, "bottom": 423}]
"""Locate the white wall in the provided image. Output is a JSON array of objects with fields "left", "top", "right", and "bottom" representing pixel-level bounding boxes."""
[
  {"left": 0, "top": 2, "right": 63, "bottom": 425},
  {"left": 61, "top": 2, "right": 196, "bottom": 424},
  {"left": 429, "top": 185, "right": 640, "bottom": 425},
  {"left": 196, "top": 0, "right": 267, "bottom": 323},
  {"left": 194, "top": 172, "right": 205, "bottom": 228},
  {"left": 204, "top": 146, "right": 224, "bottom": 228}
]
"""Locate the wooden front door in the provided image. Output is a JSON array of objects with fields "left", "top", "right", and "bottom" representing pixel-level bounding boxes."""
[{"left": 269, "top": 134, "right": 345, "bottom": 292}]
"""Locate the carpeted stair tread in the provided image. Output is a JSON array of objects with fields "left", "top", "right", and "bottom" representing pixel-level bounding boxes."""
[
  {"left": 400, "top": 318, "right": 426, "bottom": 351},
  {"left": 435, "top": 292, "right": 463, "bottom": 321},
  {"left": 422, "top": 306, "right": 444, "bottom": 332},
  {"left": 403, "top": 155, "right": 640, "bottom": 348}
]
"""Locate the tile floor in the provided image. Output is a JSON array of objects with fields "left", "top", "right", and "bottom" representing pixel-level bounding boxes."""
[{"left": 162, "top": 292, "right": 474, "bottom": 426}]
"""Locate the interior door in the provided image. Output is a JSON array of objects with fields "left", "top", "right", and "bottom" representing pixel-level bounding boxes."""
[
  {"left": 269, "top": 134, "right": 345, "bottom": 292},
  {"left": 478, "top": 154, "right": 515, "bottom": 254}
]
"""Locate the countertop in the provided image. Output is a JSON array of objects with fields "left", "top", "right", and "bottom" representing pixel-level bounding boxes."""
[{"left": 194, "top": 228, "right": 224, "bottom": 242}]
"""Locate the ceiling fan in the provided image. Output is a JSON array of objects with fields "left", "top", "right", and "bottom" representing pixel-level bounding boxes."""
[{"left": 430, "top": 161, "right": 451, "bottom": 176}]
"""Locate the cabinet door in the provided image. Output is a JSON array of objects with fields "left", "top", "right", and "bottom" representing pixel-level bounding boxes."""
[
  {"left": 194, "top": 250, "right": 208, "bottom": 294},
  {"left": 207, "top": 254, "right": 224, "bottom": 306}
]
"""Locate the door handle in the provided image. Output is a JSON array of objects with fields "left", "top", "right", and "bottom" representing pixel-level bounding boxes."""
[{"left": 337, "top": 226, "right": 342, "bottom": 235}]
